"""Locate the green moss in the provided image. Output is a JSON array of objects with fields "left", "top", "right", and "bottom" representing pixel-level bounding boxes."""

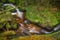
[{"left": 26, "top": 6, "right": 59, "bottom": 27}]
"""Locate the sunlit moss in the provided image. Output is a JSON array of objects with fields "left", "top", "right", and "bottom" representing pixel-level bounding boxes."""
[
  {"left": 26, "top": 6, "right": 59, "bottom": 27},
  {"left": 12, "top": 35, "right": 56, "bottom": 40}
]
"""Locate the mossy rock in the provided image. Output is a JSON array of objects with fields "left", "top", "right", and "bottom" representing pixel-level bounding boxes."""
[
  {"left": 0, "top": 31, "right": 16, "bottom": 36},
  {"left": 26, "top": 6, "right": 60, "bottom": 27},
  {"left": 12, "top": 35, "right": 56, "bottom": 40}
]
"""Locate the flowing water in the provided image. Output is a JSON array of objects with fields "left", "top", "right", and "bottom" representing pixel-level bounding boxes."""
[
  {"left": 3, "top": 3, "right": 60, "bottom": 34},
  {"left": 3, "top": 4, "right": 24, "bottom": 20}
]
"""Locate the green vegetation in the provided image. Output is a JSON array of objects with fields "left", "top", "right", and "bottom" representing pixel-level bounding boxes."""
[
  {"left": 26, "top": 6, "right": 59, "bottom": 27},
  {"left": 0, "top": 0, "right": 60, "bottom": 40}
]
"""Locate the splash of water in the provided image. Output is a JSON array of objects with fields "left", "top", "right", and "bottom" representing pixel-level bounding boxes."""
[{"left": 3, "top": 4, "right": 24, "bottom": 19}]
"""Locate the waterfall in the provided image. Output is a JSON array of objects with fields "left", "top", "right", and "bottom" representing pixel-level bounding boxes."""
[{"left": 3, "top": 4, "right": 24, "bottom": 19}]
